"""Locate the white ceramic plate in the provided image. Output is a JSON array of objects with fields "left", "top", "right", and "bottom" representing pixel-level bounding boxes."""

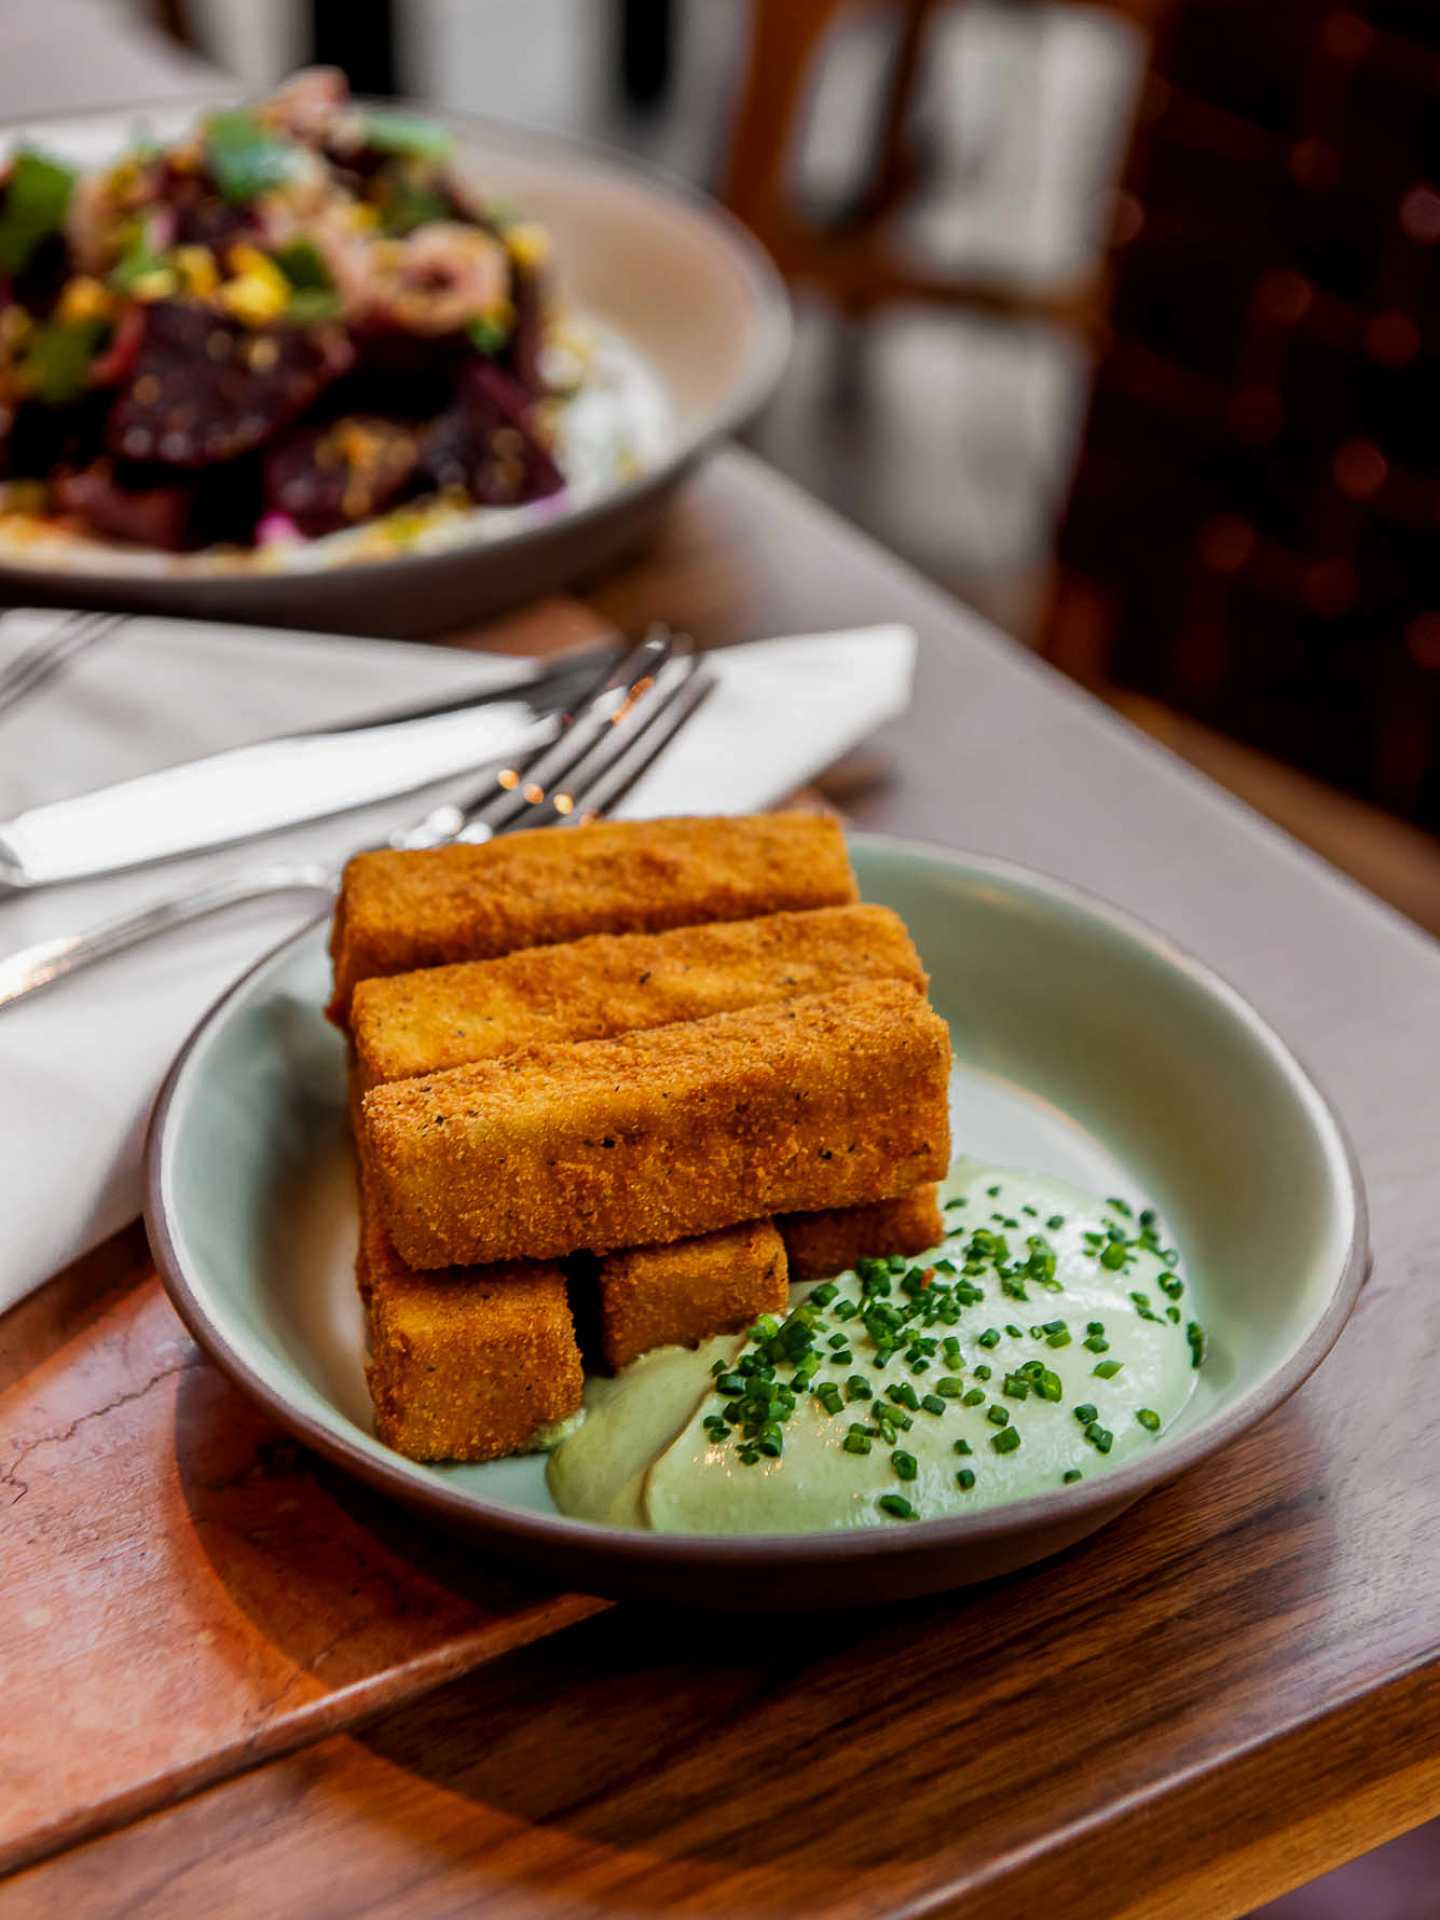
[
  {"left": 0, "top": 97, "right": 790, "bottom": 635},
  {"left": 147, "top": 837, "right": 1368, "bottom": 1608}
]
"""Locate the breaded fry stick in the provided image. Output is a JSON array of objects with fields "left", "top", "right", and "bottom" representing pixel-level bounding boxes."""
[
  {"left": 363, "top": 980, "right": 952, "bottom": 1269},
  {"left": 780, "top": 1185, "right": 943, "bottom": 1284},
  {"left": 358, "top": 1182, "right": 583, "bottom": 1463},
  {"left": 351, "top": 903, "right": 924, "bottom": 1090},
  {"left": 329, "top": 813, "right": 857, "bottom": 1024},
  {"left": 596, "top": 1219, "right": 789, "bottom": 1372}
]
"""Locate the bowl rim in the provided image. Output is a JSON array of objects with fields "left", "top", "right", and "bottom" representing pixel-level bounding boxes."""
[
  {"left": 145, "top": 832, "right": 1371, "bottom": 1579},
  {"left": 0, "top": 90, "right": 792, "bottom": 590}
]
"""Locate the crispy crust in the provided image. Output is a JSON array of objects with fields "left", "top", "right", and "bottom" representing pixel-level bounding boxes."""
[
  {"left": 597, "top": 1219, "right": 790, "bottom": 1372},
  {"left": 358, "top": 1180, "right": 583, "bottom": 1463},
  {"left": 350, "top": 903, "right": 924, "bottom": 1090},
  {"left": 779, "top": 1185, "right": 944, "bottom": 1284},
  {"left": 328, "top": 813, "right": 857, "bottom": 1025},
  {"left": 362, "top": 980, "right": 953, "bottom": 1269}
]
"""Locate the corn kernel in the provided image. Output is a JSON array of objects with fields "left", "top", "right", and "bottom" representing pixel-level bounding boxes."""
[
  {"left": 173, "top": 245, "right": 219, "bottom": 297},
  {"left": 219, "top": 276, "right": 288, "bottom": 327},
  {"left": 503, "top": 222, "right": 550, "bottom": 272},
  {"left": 58, "top": 277, "right": 114, "bottom": 324},
  {"left": 218, "top": 246, "right": 291, "bottom": 326},
  {"left": 132, "top": 268, "right": 178, "bottom": 303}
]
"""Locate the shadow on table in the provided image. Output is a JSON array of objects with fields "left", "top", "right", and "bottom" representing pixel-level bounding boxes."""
[{"left": 315, "top": 1442, "right": 1339, "bottom": 1916}]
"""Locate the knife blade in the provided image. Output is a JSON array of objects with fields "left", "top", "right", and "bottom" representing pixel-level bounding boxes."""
[{"left": 0, "top": 646, "right": 619, "bottom": 890}]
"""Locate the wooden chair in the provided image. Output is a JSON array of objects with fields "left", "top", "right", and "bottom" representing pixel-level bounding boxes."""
[{"left": 720, "top": 0, "right": 1163, "bottom": 334}]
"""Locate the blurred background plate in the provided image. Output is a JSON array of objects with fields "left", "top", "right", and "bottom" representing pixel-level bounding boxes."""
[{"left": 0, "top": 97, "right": 790, "bottom": 635}]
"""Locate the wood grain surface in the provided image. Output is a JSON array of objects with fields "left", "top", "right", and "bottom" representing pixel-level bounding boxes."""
[
  {"left": 5, "top": 452, "right": 1440, "bottom": 1917},
  {"left": 0, "top": 1231, "right": 602, "bottom": 1876}
]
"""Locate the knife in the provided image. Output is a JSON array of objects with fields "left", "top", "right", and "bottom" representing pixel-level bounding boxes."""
[{"left": 0, "top": 645, "right": 620, "bottom": 891}]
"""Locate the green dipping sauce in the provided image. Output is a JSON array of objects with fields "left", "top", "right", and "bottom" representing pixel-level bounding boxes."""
[{"left": 547, "top": 1159, "right": 1203, "bottom": 1532}]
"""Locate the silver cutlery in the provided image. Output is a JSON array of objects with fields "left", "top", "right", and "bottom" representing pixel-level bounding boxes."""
[
  {"left": 0, "top": 630, "right": 713, "bottom": 1012},
  {"left": 0, "top": 610, "right": 128, "bottom": 723},
  {"left": 0, "top": 641, "right": 630, "bottom": 890}
]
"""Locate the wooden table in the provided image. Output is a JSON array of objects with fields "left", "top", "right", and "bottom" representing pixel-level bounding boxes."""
[{"left": 5, "top": 448, "right": 1440, "bottom": 1920}]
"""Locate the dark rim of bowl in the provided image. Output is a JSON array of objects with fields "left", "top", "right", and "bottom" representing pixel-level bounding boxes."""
[
  {"left": 144, "top": 833, "right": 1372, "bottom": 1580},
  {"left": 0, "top": 91, "right": 792, "bottom": 589}
]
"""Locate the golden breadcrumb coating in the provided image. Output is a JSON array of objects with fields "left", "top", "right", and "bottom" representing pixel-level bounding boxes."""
[
  {"left": 362, "top": 980, "right": 953, "bottom": 1269},
  {"left": 597, "top": 1219, "right": 790, "bottom": 1372},
  {"left": 328, "top": 813, "right": 857, "bottom": 1024},
  {"left": 779, "top": 1185, "right": 944, "bottom": 1284},
  {"left": 350, "top": 903, "right": 923, "bottom": 1090},
  {"left": 358, "top": 1183, "right": 583, "bottom": 1463}
]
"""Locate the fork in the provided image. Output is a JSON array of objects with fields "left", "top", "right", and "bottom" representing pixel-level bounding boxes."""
[
  {"left": 0, "top": 610, "right": 127, "bottom": 723},
  {"left": 0, "top": 629, "right": 714, "bottom": 1012}
]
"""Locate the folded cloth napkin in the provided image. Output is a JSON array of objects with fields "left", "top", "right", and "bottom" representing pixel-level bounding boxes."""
[{"left": 0, "top": 612, "right": 915, "bottom": 1308}]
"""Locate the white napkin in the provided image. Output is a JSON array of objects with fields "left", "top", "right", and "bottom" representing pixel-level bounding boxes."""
[{"left": 0, "top": 613, "right": 915, "bottom": 1306}]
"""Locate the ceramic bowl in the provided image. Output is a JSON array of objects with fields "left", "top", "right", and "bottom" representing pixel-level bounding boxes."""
[{"left": 147, "top": 837, "right": 1368, "bottom": 1608}]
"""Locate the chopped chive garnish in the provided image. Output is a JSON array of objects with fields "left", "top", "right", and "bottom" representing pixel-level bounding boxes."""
[
  {"left": 1084, "top": 1335, "right": 1110, "bottom": 1353},
  {"left": 1074, "top": 1402, "right": 1098, "bottom": 1425},
  {"left": 1136, "top": 1408, "right": 1161, "bottom": 1432},
  {"left": 937, "top": 1376, "right": 964, "bottom": 1398},
  {"left": 1062, "top": 1468, "right": 1083, "bottom": 1484},
  {"left": 991, "top": 1426, "right": 1021, "bottom": 1454},
  {"left": 962, "top": 1388, "right": 985, "bottom": 1407},
  {"left": 956, "top": 1468, "right": 976, "bottom": 1490},
  {"left": 986, "top": 1405, "right": 1010, "bottom": 1427},
  {"left": 845, "top": 1375, "right": 872, "bottom": 1402},
  {"left": 978, "top": 1328, "right": 1001, "bottom": 1349},
  {"left": 1187, "top": 1320, "right": 1207, "bottom": 1368},
  {"left": 1100, "top": 1243, "right": 1127, "bottom": 1270},
  {"left": 878, "top": 1494, "right": 916, "bottom": 1520},
  {"left": 892, "top": 1449, "right": 918, "bottom": 1481},
  {"left": 953, "top": 1437, "right": 973, "bottom": 1456},
  {"left": 844, "top": 1432, "right": 872, "bottom": 1455},
  {"left": 1092, "top": 1360, "right": 1123, "bottom": 1379},
  {"left": 921, "top": 1393, "right": 947, "bottom": 1416},
  {"left": 1046, "top": 1329, "right": 1073, "bottom": 1349},
  {"left": 974, "top": 1364, "right": 992, "bottom": 1381}
]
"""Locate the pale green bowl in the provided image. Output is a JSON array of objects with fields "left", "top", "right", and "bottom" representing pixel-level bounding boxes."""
[{"left": 147, "top": 836, "right": 1368, "bottom": 1609}]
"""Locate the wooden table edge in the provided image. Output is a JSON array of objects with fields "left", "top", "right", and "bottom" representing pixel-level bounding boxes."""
[{"left": 0, "top": 1589, "right": 609, "bottom": 1880}]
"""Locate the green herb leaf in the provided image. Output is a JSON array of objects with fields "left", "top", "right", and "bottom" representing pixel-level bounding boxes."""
[
  {"left": 272, "top": 239, "right": 333, "bottom": 291},
  {"left": 205, "top": 112, "right": 301, "bottom": 205},
  {"left": 364, "top": 110, "right": 454, "bottom": 161},
  {"left": 19, "top": 318, "right": 106, "bottom": 404},
  {"left": 0, "top": 150, "right": 75, "bottom": 275}
]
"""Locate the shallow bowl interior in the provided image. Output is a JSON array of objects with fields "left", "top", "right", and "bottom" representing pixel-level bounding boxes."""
[{"left": 149, "top": 836, "right": 1366, "bottom": 1607}]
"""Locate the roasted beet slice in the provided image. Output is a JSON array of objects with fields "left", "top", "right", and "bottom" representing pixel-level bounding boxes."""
[
  {"left": 53, "top": 461, "right": 194, "bottom": 549},
  {"left": 0, "top": 393, "right": 108, "bottom": 480},
  {"left": 106, "top": 302, "right": 354, "bottom": 468},
  {"left": 420, "top": 361, "right": 563, "bottom": 507},
  {"left": 264, "top": 415, "right": 421, "bottom": 536},
  {"left": 165, "top": 170, "right": 258, "bottom": 257}
]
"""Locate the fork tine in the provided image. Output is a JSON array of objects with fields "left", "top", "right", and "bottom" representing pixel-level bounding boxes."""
[
  {"left": 0, "top": 611, "right": 125, "bottom": 721},
  {"left": 471, "top": 627, "right": 676, "bottom": 837},
  {"left": 452, "top": 629, "right": 679, "bottom": 841},
  {"left": 492, "top": 636, "right": 697, "bottom": 830},
  {"left": 567, "top": 659, "right": 716, "bottom": 824}
]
